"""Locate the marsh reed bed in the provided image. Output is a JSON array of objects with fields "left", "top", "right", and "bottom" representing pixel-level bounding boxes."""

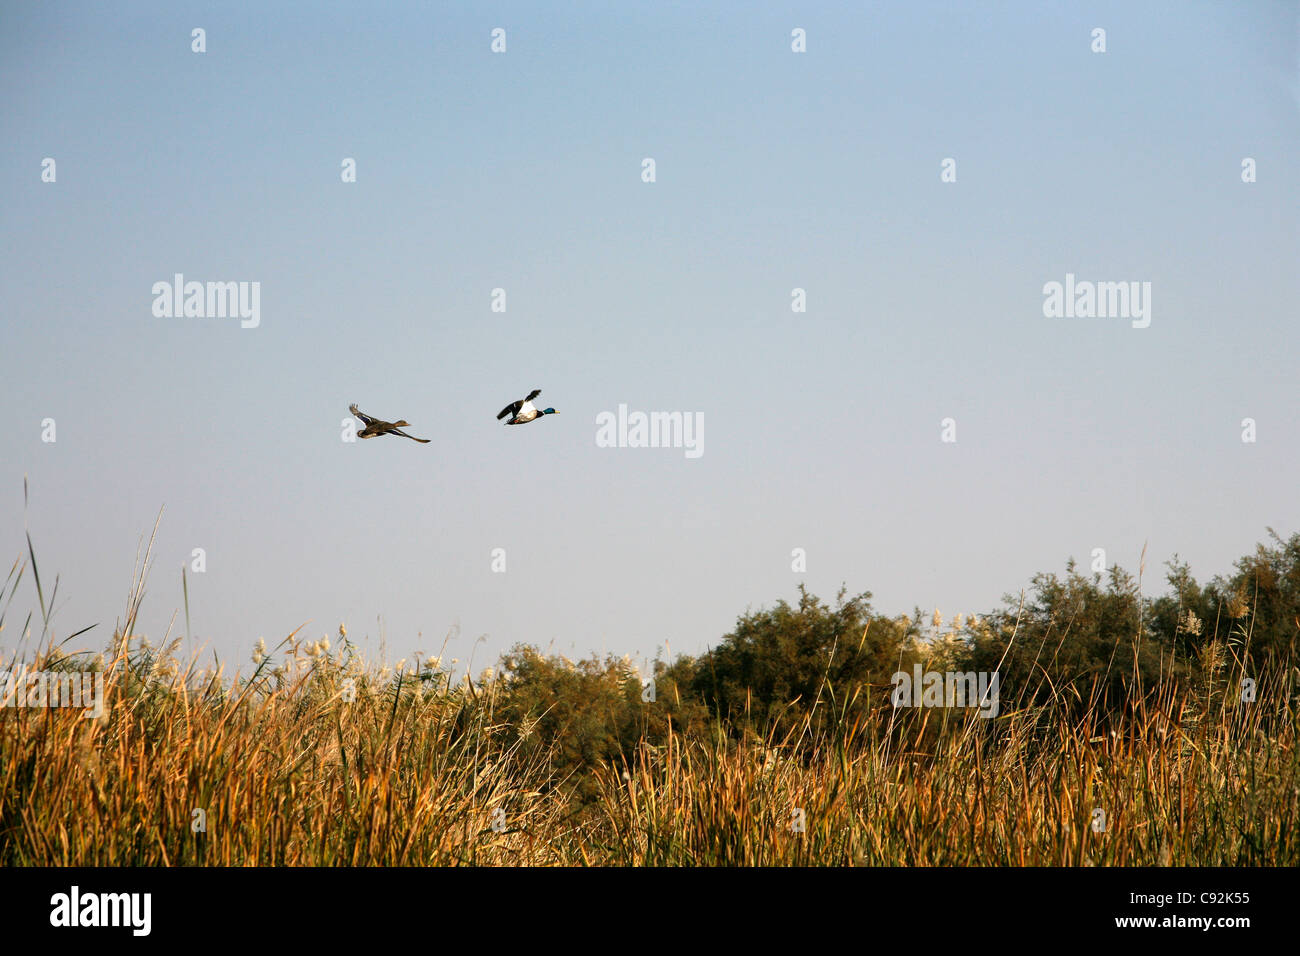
[{"left": 1, "top": 523, "right": 1296, "bottom": 866}]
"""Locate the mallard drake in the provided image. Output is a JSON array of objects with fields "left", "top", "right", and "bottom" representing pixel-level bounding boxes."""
[
  {"left": 496, "top": 389, "right": 559, "bottom": 425},
  {"left": 349, "top": 404, "right": 431, "bottom": 443}
]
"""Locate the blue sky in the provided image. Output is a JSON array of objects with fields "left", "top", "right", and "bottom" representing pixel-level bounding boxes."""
[{"left": 2, "top": 1, "right": 1297, "bottom": 675}]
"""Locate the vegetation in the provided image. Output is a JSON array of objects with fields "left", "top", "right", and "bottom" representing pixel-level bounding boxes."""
[{"left": 1, "top": 521, "right": 1297, "bottom": 865}]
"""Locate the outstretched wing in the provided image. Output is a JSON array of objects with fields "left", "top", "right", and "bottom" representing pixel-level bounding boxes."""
[
  {"left": 390, "top": 427, "right": 431, "bottom": 444},
  {"left": 525, "top": 389, "right": 541, "bottom": 403},
  {"left": 497, "top": 400, "right": 522, "bottom": 421},
  {"left": 349, "top": 404, "right": 377, "bottom": 426}
]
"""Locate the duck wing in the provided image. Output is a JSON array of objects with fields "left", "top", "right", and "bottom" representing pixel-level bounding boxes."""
[
  {"left": 390, "top": 427, "right": 431, "bottom": 443},
  {"left": 349, "top": 404, "right": 378, "bottom": 427},
  {"left": 525, "top": 389, "right": 541, "bottom": 403},
  {"left": 497, "top": 400, "right": 522, "bottom": 421}
]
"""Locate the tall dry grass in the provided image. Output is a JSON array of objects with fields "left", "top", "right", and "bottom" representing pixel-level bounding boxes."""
[{"left": 1, "top": 519, "right": 1295, "bottom": 866}]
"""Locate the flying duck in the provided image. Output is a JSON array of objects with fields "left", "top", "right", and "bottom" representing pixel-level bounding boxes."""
[
  {"left": 497, "top": 389, "right": 559, "bottom": 425},
  {"left": 349, "top": 404, "right": 431, "bottom": 443}
]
